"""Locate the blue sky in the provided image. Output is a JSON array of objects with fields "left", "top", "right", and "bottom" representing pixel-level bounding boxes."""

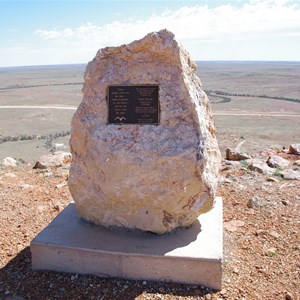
[{"left": 1, "top": 0, "right": 300, "bottom": 67}]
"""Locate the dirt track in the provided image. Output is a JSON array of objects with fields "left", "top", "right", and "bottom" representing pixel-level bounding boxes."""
[
  {"left": 0, "top": 105, "right": 77, "bottom": 110},
  {"left": 213, "top": 111, "right": 300, "bottom": 117},
  {"left": 1, "top": 106, "right": 300, "bottom": 118}
]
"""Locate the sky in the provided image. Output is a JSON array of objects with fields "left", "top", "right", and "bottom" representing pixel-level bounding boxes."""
[{"left": 1, "top": 0, "right": 300, "bottom": 67}]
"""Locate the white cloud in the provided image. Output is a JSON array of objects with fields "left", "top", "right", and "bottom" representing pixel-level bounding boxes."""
[
  {"left": 2, "top": 0, "right": 299, "bottom": 66},
  {"left": 35, "top": 1, "right": 300, "bottom": 45}
]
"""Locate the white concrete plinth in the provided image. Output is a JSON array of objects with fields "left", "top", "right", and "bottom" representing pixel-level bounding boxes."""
[{"left": 31, "top": 197, "right": 223, "bottom": 290}]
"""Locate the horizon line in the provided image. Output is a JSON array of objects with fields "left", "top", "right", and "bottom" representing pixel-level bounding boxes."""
[{"left": 1, "top": 60, "right": 300, "bottom": 69}]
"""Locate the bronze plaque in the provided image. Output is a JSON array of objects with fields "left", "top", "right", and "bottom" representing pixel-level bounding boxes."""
[{"left": 108, "top": 85, "right": 159, "bottom": 124}]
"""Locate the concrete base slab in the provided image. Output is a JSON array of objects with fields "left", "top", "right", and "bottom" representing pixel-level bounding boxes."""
[{"left": 31, "top": 197, "right": 223, "bottom": 290}]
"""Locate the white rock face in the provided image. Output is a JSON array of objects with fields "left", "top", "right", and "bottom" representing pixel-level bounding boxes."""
[
  {"left": 289, "top": 144, "right": 300, "bottom": 155},
  {"left": 33, "top": 151, "right": 72, "bottom": 169},
  {"left": 2, "top": 157, "right": 18, "bottom": 167},
  {"left": 267, "top": 154, "right": 290, "bottom": 169},
  {"left": 68, "top": 30, "right": 221, "bottom": 234}
]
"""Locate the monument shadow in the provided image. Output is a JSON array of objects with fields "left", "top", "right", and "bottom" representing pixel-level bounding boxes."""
[
  {"left": 33, "top": 203, "right": 202, "bottom": 257},
  {"left": 1, "top": 247, "right": 215, "bottom": 299}
]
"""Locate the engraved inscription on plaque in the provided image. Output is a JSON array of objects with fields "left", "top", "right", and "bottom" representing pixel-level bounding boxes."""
[{"left": 108, "top": 85, "right": 159, "bottom": 124}]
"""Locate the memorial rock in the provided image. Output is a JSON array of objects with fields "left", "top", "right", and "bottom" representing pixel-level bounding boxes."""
[{"left": 68, "top": 29, "right": 221, "bottom": 234}]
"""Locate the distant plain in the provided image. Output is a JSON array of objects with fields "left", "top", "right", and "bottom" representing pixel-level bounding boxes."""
[{"left": 0, "top": 62, "right": 299, "bottom": 162}]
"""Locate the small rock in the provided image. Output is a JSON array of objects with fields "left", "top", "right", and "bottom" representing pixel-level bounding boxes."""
[
  {"left": 222, "top": 160, "right": 241, "bottom": 167},
  {"left": 267, "top": 176, "right": 280, "bottom": 182},
  {"left": 224, "top": 177, "right": 233, "bottom": 184},
  {"left": 265, "top": 247, "right": 277, "bottom": 257},
  {"left": 281, "top": 200, "right": 289, "bottom": 206},
  {"left": 205, "top": 294, "right": 212, "bottom": 300},
  {"left": 281, "top": 169, "right": 300, "bottom": 180},
  {"left": 32, "top": 161, "right": 47, "bottom": 169},
  {"left": 282, "top": 147, "right": 289, "bottom": 153},
  {"left": 19, "top": 182, "right": 33, "bottom": 189},
  {"left": 247, "top": 196, "right": 264, "bottom": 208},
  {"left": 226, "top": 148, "right": 251, "bottom": 161},
  {"left": 220, "top": 165, "right": 231, "bottom": 171},
  {"left": 43, "top": 171, "right": 54, "bottom": 177},
  {"left": 2, "top": 157, "right": 18, "bottom": 167},
  {"left": 269, "top": 231, "right": 280, "bottom": 239},
  {"left": 246, "top": 208, "right": 255, "bottom": 215},
  {"left": 56, "top": 181, "right": 67, "bottom": 189},
  {"left": 255, "top": 229, "right": 265, "bottom": 236},
  {"left": 2, "top": 172, "right": 17, "bottom": 178},
  {"left": 248, "top": 158, "right": 274, "bottom": 175},
  {"left": 224, "top": 220, "right": 245, "bottom": 232},
  {"left": 33, "top": 151, "right": 72, "bottom": 169},
  {"left": 53, "top": 202, "right": 63, "bottom": 211},
  {"left": 285, "top": 291, "right": 294, "bottom": 300},
  {"left": 267, "top": 154, "right": 290, "bottom": 169},
  {"left": 289, "top": 144, "right": 300, "bottom": 155},
  {"left": 293, "top": 160, "right": 300, "bottom": 166},
  {"left": 54, "top": 143, "right": 66, "bottom": 151}
]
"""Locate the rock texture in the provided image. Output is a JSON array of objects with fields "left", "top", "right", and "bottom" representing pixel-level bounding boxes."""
[
  {"left": 33, "top": 151, "right": 72, "bottom": 169},
  {"left": 289, "top": 144, "right": 300, "bottom": 155},
  {"left": 68, "top": 29, "right": 221, "bottom": 234},
  {"left": 247, "top": 158, "right": 274, "bottom": 175},
  {"left": 2, "top": 157, "right": 18, "bottom": 167},
  {"left": 267, "top": 154, "right": 290, "bottom": 169},
  {"left": 226, "top": 148, "right": 251, "bottom": 161},
  {"left": 281, "top": 169, "right": 300, "bottom": 180}
]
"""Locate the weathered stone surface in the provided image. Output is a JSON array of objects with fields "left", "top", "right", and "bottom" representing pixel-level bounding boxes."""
[
  {"left": 225, "top": 148, "right": 251, "bottom": 161},
  {"left": 1, "top": 157, "right": 18, "bottom": 167},
  {"left": 289, "top": 144, "right": 300, "bottom": 155},
  {"left": 267, "top": 154, "right": 290, "bottom": 169},
  {"left": 281, "top": 168, "right": 300, "bottom": 180},
  {"left": 68, "top": 30, "right": 221, "bottom": 234},
  {"left": 247, "top": 158, "right": 274, "bottom": 175}
]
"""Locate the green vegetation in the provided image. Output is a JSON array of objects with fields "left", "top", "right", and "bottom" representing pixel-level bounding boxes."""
[
  {"left": 274, "top": 168, "right": 283, "bottom": 178},
  {"left": 240, "top": 160, "right": 249, "bottom": 168},
  {"left": 205, "top": 90, "right": 231, "bottom": 103},
  {"left": 0, "top": 82, "right": 82, "bottom": 90},
  {"left": 0, "top": 130, "right": 70, "bottom": 144},
  {"left": 206, "top": 90, "right": 300, "bottom": 104}
]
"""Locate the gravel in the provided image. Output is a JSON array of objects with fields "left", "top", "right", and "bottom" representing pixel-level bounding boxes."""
[{"left": 0, "top": 158, "right": 299, "bottom": 299}]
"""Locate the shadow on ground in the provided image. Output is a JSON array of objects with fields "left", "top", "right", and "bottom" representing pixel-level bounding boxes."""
[{"left": 0, "top": 247, "right": 216, "bottom": 300}]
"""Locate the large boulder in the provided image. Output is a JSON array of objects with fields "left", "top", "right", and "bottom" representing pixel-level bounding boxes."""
[{"left": 68, "top": 30, "right": 221, "bottom": 234}]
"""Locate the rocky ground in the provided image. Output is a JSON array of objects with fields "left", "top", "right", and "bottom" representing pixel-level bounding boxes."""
[{"left": 0, "top": 147, "right": 299, "bottom": 300}]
